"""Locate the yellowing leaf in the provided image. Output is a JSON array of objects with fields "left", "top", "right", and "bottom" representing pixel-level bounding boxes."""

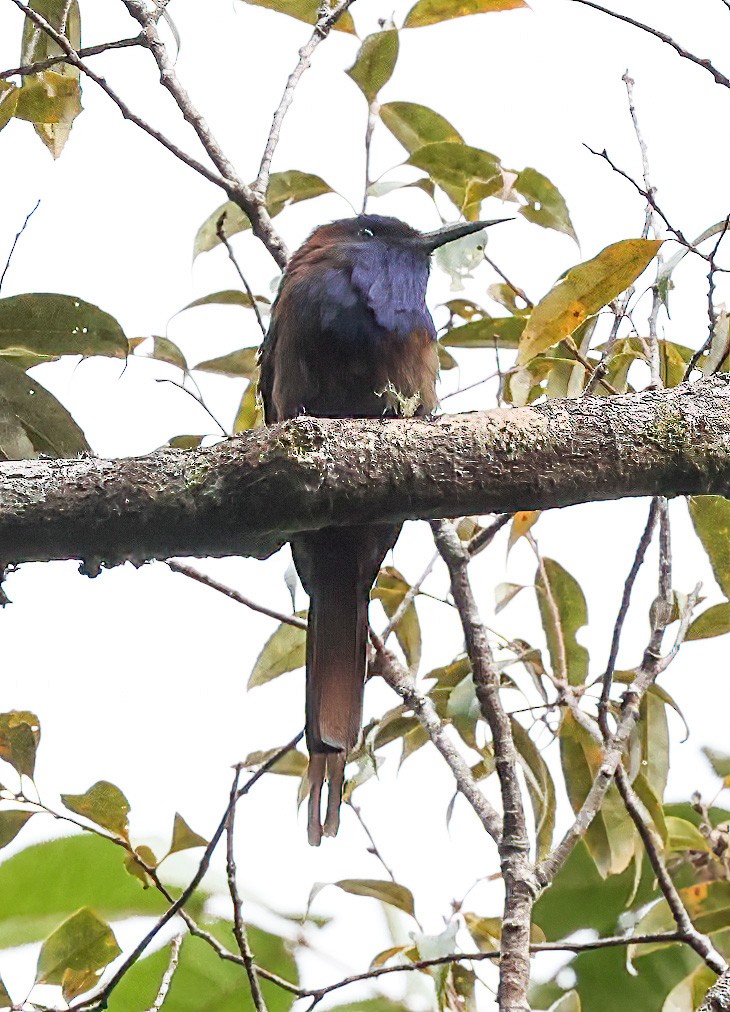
[
  {"left": 0, "top": 711, "right": 40, "bottom": 778},
  {"left": 248, "top": 615, "right": 307, "bottom": 688},
  {"left": 124, "top": 845, "right": 157, "bottom": 889},
  {"left": 688, "top": 496, "right": 730, "bottom": 598},
  {"left": 535, "top": 558, "right": 589, "bottom": 686},
  {"left": 0, "top": 82, "right": 19, "bottom": 132},
  {"left": 548, "top": 992, "right": 582, "bottom": 1012},
  {"left": 177, "top": 290, "right": 270, "bottom": 314},
  {"left": 234, "top": 380, "right": 264, "bottom": 431},
  {"left": 347, "top": 30, "right": 399, "bottom": 104},
  {"left": 404, "top": 0, "right": 527, "bottom": 29},
  {"left": 0, "top": 974, "right": 11, "bottom": 1007},
  {"left": 372, "top": 566, "right": 421, "bottom": 673},
  {"left": 379, "top": 101, "right": 462, "bottom": 154},
  {"left": 518, "top": 239, "right": 663, "bottom": 364},
  {"left": 508, "top": 510, "right": 540, "bottom": 553},
  {"left": 169, "top": 813, "right": 207, "bottom": 855},
  {"left": 334, "top": 879, "right": 415, "bottom": 917},
  {"left": 20, "top": 0, "right": 82, "bottom": 158},
  {"left": 142, "top": 335, "right": 187, "bottom": 371},
  {"left": 514, "top": 167, "right": 577, "bottom": 242},
  {"left": 240, "top": 0, "right": 356, "bottom": 33},
  {"left": 0, "top": 810, "right": 34, "bottom": 849},
  {"left": 241, "top": 746, "right": 308, "bottom": 776},
  {"left": 407, "top": 142, "right": 502, "bottom": 218},
  {"left": 559, "top": 710, "right": 635, "bottom": 877},
  {"left": 36, "top": 908, "right": 121, "bottom": 988},
  {"left": 61, "top": 781, "right": 131, "bottom": 841}
]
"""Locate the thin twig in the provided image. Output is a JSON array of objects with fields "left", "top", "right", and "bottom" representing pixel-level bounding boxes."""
[
  {"left": 255, "top": 0, "right": 358, "bottom": 198},
  {"left": 598, "top": 499, "right": 659, "bottom": 733},
  {"left": 226, "top": 768, "right": 270, "bottom": 1012},
  {"left": 380, "top": 550, "right": 439, "bottom": 643},
  {"left": 0, "top": 199, "right": 40, "bottom": 294},
  {"left": 565, "top": 0, "right": 730, "bottom": 88},
  {"left": 348, "top": 801, "right": 397, "bottom": 884},
  {"left": 146, "top": 934, "right": 183, "bottom": 1011},
  {"left": 216, "top": 216, "right": 267, "bottom": 340},
  {"left": 684, "top": 216, "right": 730, "bottom": 380},
  {"left": 166, "top": 560, "right": 306, "bottom": 629},
  {"left": 0, "top": 36, "right": 144, "bottom": 79},
  {"left": 483, "top": 252, "right": 533, "bottom": 308},
  {"left": 7, "top": 0, "right": 231, "bottom": 193},
  {"left": 154, "top": 377, "right": 229, "bottom": 436}
]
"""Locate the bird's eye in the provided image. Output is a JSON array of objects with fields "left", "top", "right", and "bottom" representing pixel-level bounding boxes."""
[{"left": 358, "top": 227, "right": 374, "bottom": 239}]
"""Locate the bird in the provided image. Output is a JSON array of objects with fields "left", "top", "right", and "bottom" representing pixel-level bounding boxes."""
[{"left": 259, "top": 213, "right": 507, "bottom": 845}]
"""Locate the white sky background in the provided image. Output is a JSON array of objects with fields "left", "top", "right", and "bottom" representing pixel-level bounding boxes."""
[{"left": 1, "top": 0, "right": 730, "bottom": 1007}]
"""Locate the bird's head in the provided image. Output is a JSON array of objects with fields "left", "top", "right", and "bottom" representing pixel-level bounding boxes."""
[{"left": 301, "top": 213, "right": 509, "bottom": 262}]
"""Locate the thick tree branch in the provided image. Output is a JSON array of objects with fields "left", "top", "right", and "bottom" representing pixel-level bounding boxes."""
[{"left": 2, "top": 378, "right": 730, "bottom": 566}]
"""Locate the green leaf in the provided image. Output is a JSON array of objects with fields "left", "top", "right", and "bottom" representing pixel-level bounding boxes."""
[
  {"left": 379, "top": 101, "right": 462, "bottom": 154},
  {"left": 240, "top": 0, "right": 355, "bottom": 33},
  {"left": 634, "top": 881, "right": 730, "bottom": 939},
  {"left": 688, "top": 496, "right": 730, "bottom": 598},
  {"left": 535, "top": 558, "right": 589, "bottom": 686},
  {"left": 234, "top": 380, "right": 264, "bottom": 431},
  {"left": 372, "top": 566, "right": 421, "bottom": 673},
  {"left": 333, "top": 879, "right": 415, "bottom": 917},
  {"left": 193, "top": 348, "right": 258, "bottom": 378},
  {"left": 0, "top": 835, "right": 170, "bottom": 949},
  {"left": 0, "top": 293, "right": 127, "bottom": 359},
  {"left": 703, "top": 746, "right": 730, "bottom": 779},
  {"left": 441, "top": 314, "right": 525, "bottom": 349},
  {"left": 168, "top": 813, "right": 207, "bottom": 855},
  {"left": 639, "top": 692, "right": 669, "bottom": 800},
  {"left": 20, "top": 0, "right": 82, "bottom": 157},
  {"left": 404, "top": 0, "right": 527, "bottom": 28},
  {"left": 514, "top": 167, "right": 577, "bottom": 242},
  {"left": 347, "top": 30, "right": 399, "bottom": 104},
  {"left": 0, "top": 711, "right": 40, "bottom": 778},
  {"left": 665, "top": 815, "right": 709, "bottom": 853},
  {"left": 0, "top": 82, "right": 19, "bottom": 132},
  {"left": 195, "top": 171, "right": 333, "bottom": 256},
  {"left": 61, "top": 781, "right": 131, "bottom": 841},
  {"left": 510, "top": 717, "right": 556, "bottom": 860},
  {"left": 518, "top": 239, "right": 663, "bottom": 364},
  {"left": 559, "top": 710, "right": 636, "bottom": 877},
  {"left": 0, "top": 360, "right": 89, "bottom": 458},
  {"left": 36, "top": 907, "right": 121, "bottom": 991},
  {"left": 140, "top": 335, "right": 188, "bottom": 371},
  {"left": 0, "top": 810, "right": 34, "bottom": 849},
  {"left": 248, "top": 615, "right": 307, "bottom": 689},
  {"left": 407, "top": 142, "right": 502, "bottom": 218},
  {"left": 177, "top": 290, "right": 270, "bottom": 314},
  {"left": 167, "top": 434, "right": 205, "bottom": 449}
]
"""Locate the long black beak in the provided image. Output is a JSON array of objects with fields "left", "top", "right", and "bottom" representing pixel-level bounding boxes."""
[{"left": 419, "top": 218, "right": 512, "bottom": 253}]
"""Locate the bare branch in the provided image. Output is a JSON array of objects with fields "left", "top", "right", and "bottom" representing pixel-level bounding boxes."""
[
  {"left": 0, "top": 199, "right": 40, "bottom": 294},
  {"left": 433, "top": 519, "right": 536, "bottom": 1011},
  {"left": 216, "top": 215, "right": 268, "bottom": 340},
  {"left": 118, "top": 0, "right": 288, "bottom": 266},
  {"left": 0, "top": 35, "right": 144, "bottom": 79},
  {"left": 566, "top": 0, "right": 730, "bottom": 88},
  {"left": 698, "top": 968, "right": 730, "bottom": 1012},
  {"left": 225, "top": 769, "right": 270, "bottom": 1012},
  {"left": 255, "top": 0, "right": 358, "bottom": 198},
  {"left": 146, "top": 934, "right": 183, "bottom": 1012},
  {"left": 166, "top": 560, "right": 306, "bottom": 629}
]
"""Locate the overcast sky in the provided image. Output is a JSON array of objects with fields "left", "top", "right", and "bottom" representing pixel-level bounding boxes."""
[{"left": 1, "top": 1, "right": 730, "bottom": 1007}]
